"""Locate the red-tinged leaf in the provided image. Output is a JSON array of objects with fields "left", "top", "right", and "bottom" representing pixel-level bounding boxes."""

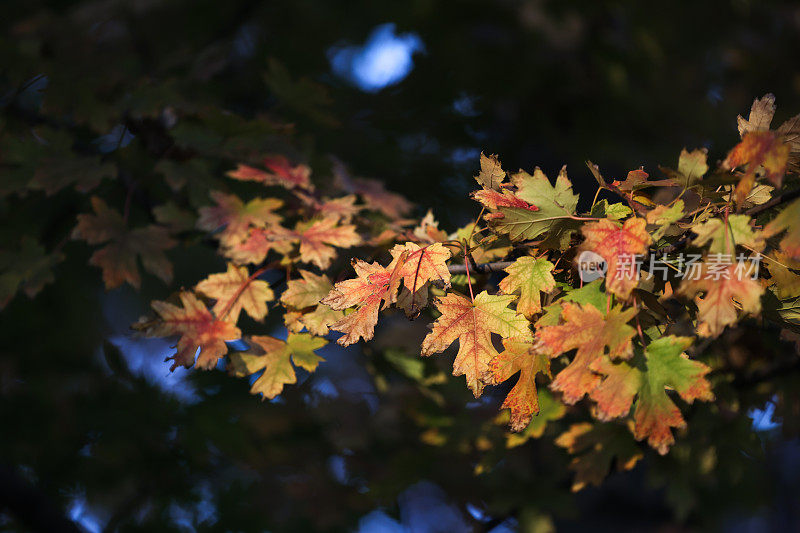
[
  {"left": 197, "top": 191, "right": 283, "bottom": 245},
  {"left": 228, "top": 333, "right": 326, "bottom": 399},
  {"left": 724, "top": 131, "right": 790, "bottom": 203},
  {"left": 579, "top": 218, "right": 651, "bottom": 300},
  {"left": 135, "top": 291, "right": 240, "bottom": 370},
  {"left": 421, "top": 291, "right": 532, "bottom": 396},
  {"left": 72, "top": 196, "right": 175, "bottom": 289},
  {"left": 296, "top": 193, "right": 362, "bottom": 223},
  {"left": 536, "top": 302, "right": 637, "bottom": 404},
  {"left": 484, "top": 338, "right": 551, "bottom": 432},
  {"left": 555, "top": 422, "right": 643, "bottom": 491},
  {"left": 224, "top": 225, "right": 295, "bottom": 265},
  {"left": 389, "top": 242, "right": 452, "bottom": 292},
  {"left": 195, "top": 263, "right": 274, "bottom": 322},
  {"left": 227, "top": 155, "right": 313, "bottom": 191},
  {"left": 295, "top": 217, "right": 361, "bottom": 269},
  {"left": 472, "top": 188, "right": 538, "bottom": 215},
  {"left": 262, "top": 155, "right": 313, "bottom": 190},
  {"left": 321, "top": 257, "right": 406, "bottom": 346},
  {"left": 334, "top": 163, "right": 413, "bottom": 219},
  {"left": 592, "top": 336, "right": 713, "bottom": 454},
  {"left": 764, "top": 197, "right": 800, "bottom": 260},
  {"left": 612, "top": 168, "right": 649, "bottom": 191},
  {"left": 498, "top": 257, "right": 555, "bottom": 318},
  {"left": 678, "top": 263, "right": 763, "bottom": 337}
]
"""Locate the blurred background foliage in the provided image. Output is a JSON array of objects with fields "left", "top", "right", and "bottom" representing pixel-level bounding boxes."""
[{"left": 1, "top": 0, "right": 800, "bottom": 531}]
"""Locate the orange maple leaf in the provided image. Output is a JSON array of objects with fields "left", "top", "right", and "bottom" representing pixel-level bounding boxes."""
[
  {"left": 72, "top": 196, "right": 175, "bottom": 289},
  {"left": 295, "top": 217, "right": 362, "bottom": 269},
  {"left": 678, "top": 263, "right": 763, "bottom": 337},
  {"left": 483, "top": 338, "right": 551, "bottom": 432},
  {"left": 195, "top": 263, "right": 274, "bottom": 322},
  {"left": 421, "top": 291, "right": 532, "bottom": 396},
  {"left": 580, "top": 218, "right": 651, "bottom": 300},
  {"left": 536, "top": 302, "right": 637, "bottom": 404},
  {"left": 224, "top": 225, "right": 296, "bottom": 265},
  {"left": 135, "top": 291, "right": 241, "bottom": 370},
  {"left": 724, "top": 131, "right": 790, "bottom": 204},
  {"left": 296, "top": 193, "right": 362, "bottom": 223},
  {"left": 321, "top": 256, "right": 406, "bottom": 345}
]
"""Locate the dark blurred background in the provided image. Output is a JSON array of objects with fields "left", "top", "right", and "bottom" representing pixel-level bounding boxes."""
[{"left": 1, "top": 0, "right": 800, "bottom": 531}]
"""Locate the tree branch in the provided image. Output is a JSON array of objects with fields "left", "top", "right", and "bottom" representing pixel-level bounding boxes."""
[{"left": 448, "top": 261, "right": 513, "bottom": 274}]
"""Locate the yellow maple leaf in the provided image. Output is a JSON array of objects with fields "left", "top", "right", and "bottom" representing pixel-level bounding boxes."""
[{"left": 195, "top": 263, "right": 274, "bottom": 322}]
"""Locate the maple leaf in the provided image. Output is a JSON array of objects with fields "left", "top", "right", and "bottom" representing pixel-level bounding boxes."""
[
  {"left": 504, "top": 389, "right": 566, "bottom": 447},
  {"left": 767, "top": 253, "right": 800, "bottom": 299},
  {"left": 677, "top": 148, "right": 709, "bottom": 186},
  {"left": 737, "top": 93, "right": 776, "bottom": 137},
  {"left": 472, "top": 188, "right": 538, "bottom": 215},
  {"left": 227, "top": 155, "right": 313, "bottom": 190},
  {"left": 197, "top": 191, "right": 283, "bottom": 245},
  {"left": 536, "top": 302, "right": 637, "bottom": 404},
  {"left": 763, "top": 197, "right": 800, "bottom": 260},
  {"left": 491, "top": 167, "right": 580, "bottom": 249},
  {"left": 224, "top": 225, "right": 296, "bottom": 265},
  {"left": 678, "top": 263, "right": 764, "bottom": 337},
  {"left": 555, "top": 422, "right": 643, "bottom": 491},
  {"left": 690, "top": 214, "right": 765, "bottom": 254},
  {"left": 498, "top": 256, "right": 555, "bottom": 318},
  {"left": 294, "top": 217, "right": 362, "bottom": 269},
  {"left": 0, "top": 237, "right": 63, "bottom": 309},
  {"left": 412, "top": 210, "right": 449, "bottom": 243},
  {"left": 281, "top": 270, "right": 344, "bottom": 335},
  {"left": 389, "top": 242, "right": 452, "bottom": 292},
  {"left": 723, "top": 131, "right": 790, "bottom": 203},
  {"left": 474, "top": 152, "right": 506, "bottom": 189},
  {"left": 579, "top": 218, "right": 651, "bottom": 300},
  {"left": 135, "top": 291, "right": 241, "bottom": 370},
  {"left": 333, "top": 161, "right": 413, "bottom": 219},
  {"left": 229, "top": 333, "right": 326, "bottom": 399},
  {"left": 281, "top": 269, "right": 334, "bottom": 308},
  {"left": 195, "top": 263, "right": 274, "bottom": 322},
  {"left": 484, "top": 338, "right": 551, "bottom": 431},
  {"left": 72, "top": 196, "right": 175, "bottom": 289},
  {"left": 322, "top": 257, "right": 406, "bottom": 346},
  {"left": 645, "top": 200, "right": 684, "bottom": 241},
  {"left": 296, "top": 193, "right": 361, "bottom": 223},
  {"left": 612, "top": 168, "right": 650, "bottom": 191},
  {"left": 421, "top": 291, "right": 532, "bottom": 396},
  {"left": 591, "top": 336, "right": 714, "bottom": 454},
  {"left": 223, "top": 217, "right": 361, "bottom": 268},
  {"left": 590, "top": 200, "right": 632, "bottom": 221}
]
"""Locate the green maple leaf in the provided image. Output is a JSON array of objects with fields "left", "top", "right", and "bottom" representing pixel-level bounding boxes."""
[
  {"left": 691, "top": 214, "right": 765, "bottom": 254},
  {"left": 493, "top": 167, "right": 579, "bottom": 249},
  {"left": 499, "top": 257, "right": 556, "bottom": 318},
  {"left": 229, "top": 333, "right": 326, "bottom": 399},
  {"left": 590, "top": 336, "right": 714, "bottom": 454}
]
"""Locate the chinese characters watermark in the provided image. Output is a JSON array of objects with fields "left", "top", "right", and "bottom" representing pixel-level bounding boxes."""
[{"left": 576, "top": 252, "right": 761, "bottom": 282}]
